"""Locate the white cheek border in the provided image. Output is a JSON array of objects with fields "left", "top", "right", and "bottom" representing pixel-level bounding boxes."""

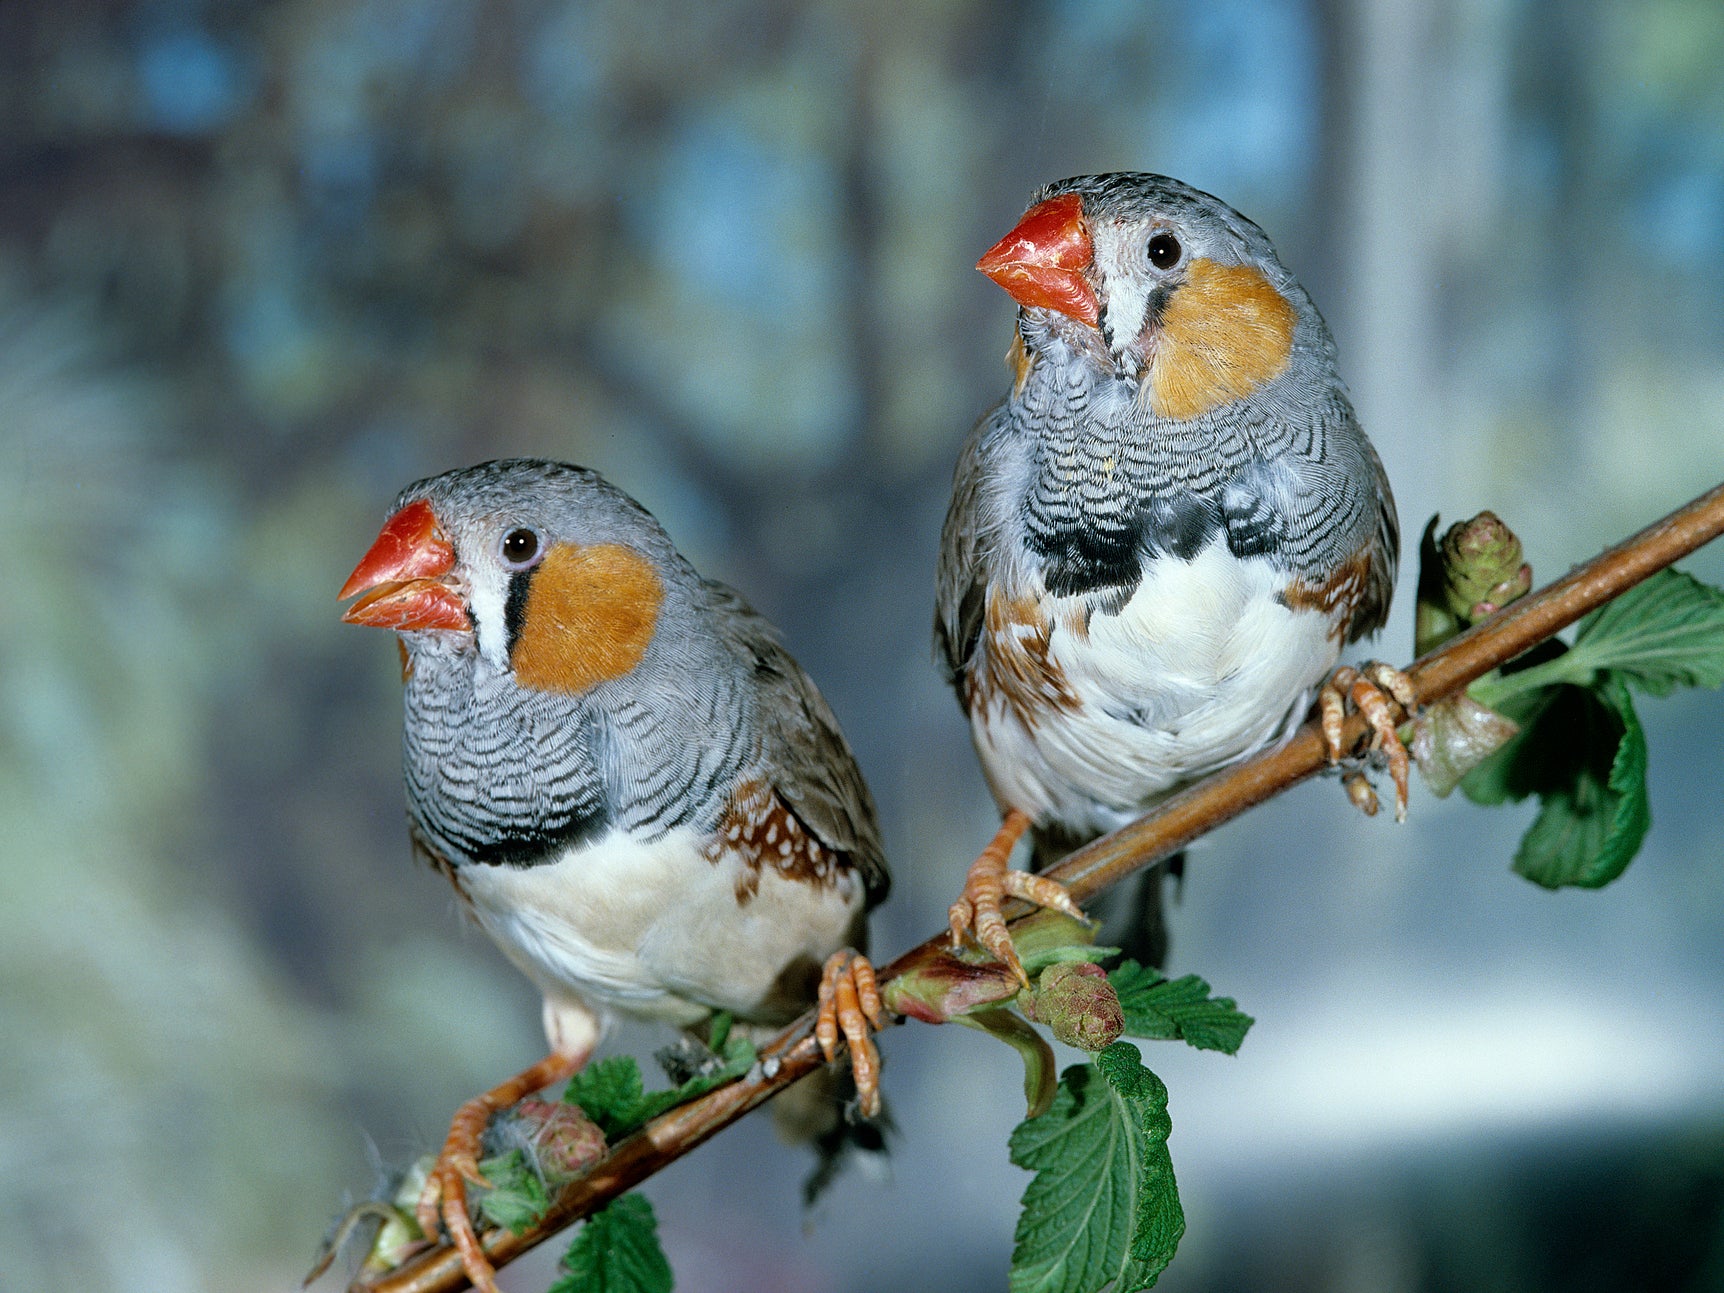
[
  {"left": 1099, "top": 257, "right": 1153, "bottom": 363},
  {"left": 463, "top": 556, "right": 514, "bottom": 668}
]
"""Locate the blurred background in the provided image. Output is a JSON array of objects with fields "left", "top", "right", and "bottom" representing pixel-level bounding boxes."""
[{"left": 3, "top": 0, "right": 1722, "bottom": 1289}]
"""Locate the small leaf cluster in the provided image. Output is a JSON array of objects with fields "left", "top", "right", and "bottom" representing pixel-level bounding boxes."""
[
  {"left": 1464, "top": 569, "right": 1724, "bottom": 888},
  {"left": 564, "top": 1025, "right": 756, "bottom": 1140},
  {"left": 482, "top": 1023, "right": 756, "bottom": 1291}
]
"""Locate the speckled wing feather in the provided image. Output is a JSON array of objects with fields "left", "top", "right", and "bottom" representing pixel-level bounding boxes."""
[
  {"left": 934, "top": 405, "right": 1007, "bottom": 703},
  {"left": 704, "top": 581, "right": 890, "bottom": 907},
  {"left": 1347, "top": 435, "right": 1399, "bottom": 643}
]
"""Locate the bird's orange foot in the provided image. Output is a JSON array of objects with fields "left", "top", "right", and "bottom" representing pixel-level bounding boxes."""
[
  {"left": 948, "top": 809, "right": 1086, "bottom": 988},
  {"left": 815, "top": 950, "right": 887, "bottom": 1118},
  {"left": 1319, "top": 662, "right": 1418, "bottom": 822},
  {"left": 414, "top": 1051, "right": 586, "bottom": 1293}
]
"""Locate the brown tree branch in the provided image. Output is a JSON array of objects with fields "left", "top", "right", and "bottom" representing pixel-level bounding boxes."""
[{"left": 354, "top": 480, "right": 1724, "bottom": 1293}]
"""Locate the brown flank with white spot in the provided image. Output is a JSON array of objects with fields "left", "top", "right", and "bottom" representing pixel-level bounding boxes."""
[
  {"left": 965, "top": 586, "right": 1082, "bottom": 728},
  {"left": 705, "top": 779, "right": 842, "bottom": 905},
  {"left": 1278, "top": 550, "right": 1372, "bottom": 642}
]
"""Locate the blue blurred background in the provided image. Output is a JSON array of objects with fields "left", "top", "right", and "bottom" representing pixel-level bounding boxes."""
[{"left": 3, "top": 1, "right": 1722, "bottom": 1289}]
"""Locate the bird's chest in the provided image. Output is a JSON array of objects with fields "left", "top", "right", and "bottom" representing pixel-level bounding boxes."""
[
  {"left": 453, "top": 825, "right": 864, "bottom": 1028},
  {"left": 402, "top": 669, "right": 611, "bottom": 867},
  {"left": 970, "top": 540, "right": 1341, "bottom": 830},
  {"left": 1013, "top": 402, "right": 1256, "bottom": 599}
]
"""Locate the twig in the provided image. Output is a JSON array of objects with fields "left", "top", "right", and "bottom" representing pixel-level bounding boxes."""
[
  {"left": 353, "top": 480, "right": 1724, "bottom": 1293},
  {"left": 1049, "top": 481, "right": 1724, "bottom": 900}
]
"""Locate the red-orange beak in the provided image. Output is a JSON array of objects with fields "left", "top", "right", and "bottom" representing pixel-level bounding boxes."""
[
  {"left": 339, "top": 498, "right": 469, "bottom": 632},
  {"left": 976, "top": 193, "right": 1099, "bottom": 327}
]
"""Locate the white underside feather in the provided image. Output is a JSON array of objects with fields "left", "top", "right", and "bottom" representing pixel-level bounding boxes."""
[
  {"left": 976, "top": 540, "right": 1338, "bottom": 834},
  {"left": 457, "top": 826, "right": 863, "bottom": 1029}
]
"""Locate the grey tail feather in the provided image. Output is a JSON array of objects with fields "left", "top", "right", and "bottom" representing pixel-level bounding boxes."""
[
  {"left": 802, "top": 1089, "right": 892, "bottom": 1208},
  {"left": 1031, "top": 825, "right": 1182, "bottom": 971},
  {"left": 770, "top": 1061, "right": 892, "bottom": 1207}
]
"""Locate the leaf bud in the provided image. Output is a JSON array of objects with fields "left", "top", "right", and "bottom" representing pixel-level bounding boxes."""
[{"left": 1026, "top": 962, "right": 1124, "bottom": 1052}]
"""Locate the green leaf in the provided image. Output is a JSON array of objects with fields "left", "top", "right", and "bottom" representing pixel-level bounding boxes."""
[
  {"left": 564, "top": 1038, "right": 757, "bottom": 1141},
  {"left": 1457, "top": 569, "right": 1721, "bottom": 888},
  {"left": 474, "top": 1149, "right": 552, "bottom": 1235},
  {"left": 632, "top": 1033, "right": 756, "bottom": 1125},
  {"left": 1459, "top": 677, "right": 1652, "bottom": 888},
  {"left": 549, "top": 1194, "right": 674, "bottom": 1293},
  {"left": 1456, "top": 571, "right": 1720, "bottom": 890},
  {"left": 1457, "top": 687, "right": 1555, "bottom": 806},
  {"left": 1009, "top": 1042, "right": 1184, "bottom": 1293},
  {"left": 1093, "top": 1047, "right": 1185, "bottom": 1279},
  {"left": 1566, "top": 569, "right": 1724, "bottom": 696},
  {"left": 1475, "top": 569, "right": 1724, "bottom": 704},
  {"left": 1513, "top": 674, "right": 1651, "bottom": 889},
  {"left": 564, "top": 1056, "right": 648, "bottom": 1138},
  {"left": 1108, "top": 962, "right": 1254, "bottom": 1054}
]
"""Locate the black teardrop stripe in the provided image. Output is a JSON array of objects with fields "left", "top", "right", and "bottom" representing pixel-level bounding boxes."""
[
  {"left": 503, "top": 566, "right": 533, "bottom": 657},
  {"left": 1144, "top": 283, "right": 1171, "bottom": 329}
]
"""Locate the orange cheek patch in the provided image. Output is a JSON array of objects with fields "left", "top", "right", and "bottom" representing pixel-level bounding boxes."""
[
  {"left": 1148, "top": 258, "right": 1297, "bottom": 421},
  {"left": 509, "top": 543, "right": 663, "bottom": 695}
]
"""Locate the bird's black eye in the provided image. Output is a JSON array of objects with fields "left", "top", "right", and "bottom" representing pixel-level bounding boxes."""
[
  {"left": 501, "top": 528, "right": 540, "bottom": 566},
  {"left": 1147, "top": 232, "right": 1182, "bottom": 270}
]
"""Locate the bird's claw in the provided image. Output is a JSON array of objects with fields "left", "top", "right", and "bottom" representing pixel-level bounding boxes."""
[
  {"left": 412, "top": 1051, "right": 587, "bottom": 1293},
  {"left": 816, "top": 950, "right": 886, "bottom": 1118},
  {"left": 415, "top": 1113, "right": 501, "bottom": 1293},
  {"left": 948, "top": 809, "right": 1083, "bottom": 988},
  {"left": 1320, "top": 662, "right": 1417, "bottom": 822},
  {"left": 1341, "top": 767, "right": 1380, "bottom": 816}
]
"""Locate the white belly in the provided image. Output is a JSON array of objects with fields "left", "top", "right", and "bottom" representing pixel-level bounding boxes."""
[
  {"left": 975, "top": 541, "right": 1339, "bottom": 833},
  {"left": 456, "top": 826, "right": 865, "bottom": 1028}
]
